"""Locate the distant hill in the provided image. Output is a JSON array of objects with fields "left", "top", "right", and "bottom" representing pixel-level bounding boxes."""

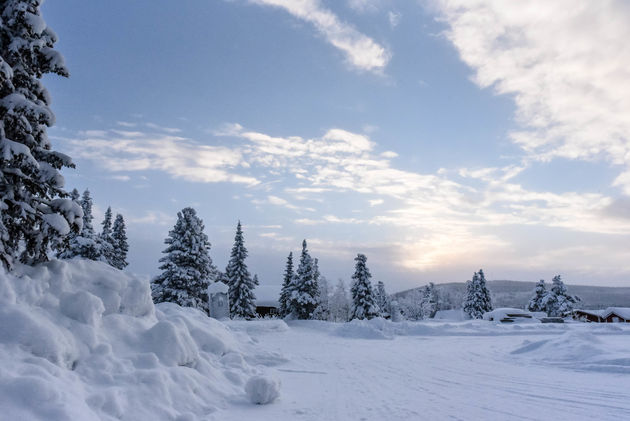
[{"left": 393, "top": 280, "right": 630, "bottom": 310}]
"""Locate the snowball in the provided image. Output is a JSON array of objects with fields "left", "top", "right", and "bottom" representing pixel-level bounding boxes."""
[
  {"left": 60, "top": 291, "right": 105, "bottom": 326},
  {"left": 245, "top": 375, "right": 280, "bottom": 405}
]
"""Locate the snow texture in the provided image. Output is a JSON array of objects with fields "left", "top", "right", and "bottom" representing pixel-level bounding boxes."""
[{"left": 245, "top": 375, "right": 281, "bottom": 404}]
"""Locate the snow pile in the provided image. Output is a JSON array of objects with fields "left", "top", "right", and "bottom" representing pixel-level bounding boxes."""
[
  {"left": 245, "top": 375, "right": 281, "bottom": 404},
  {"left": 0, "top": 259, "right": 280, "bottom": 420}
]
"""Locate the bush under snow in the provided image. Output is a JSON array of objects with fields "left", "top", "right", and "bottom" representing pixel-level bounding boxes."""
[{"left": 0, "top": 259, "right": 280, "bottom": 420}]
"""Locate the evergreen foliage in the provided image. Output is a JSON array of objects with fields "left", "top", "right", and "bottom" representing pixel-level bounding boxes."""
[
  {"left": 541, "top": 275, "right": 579, "bottom": 317},
  {"left": 350, "top": 253, "right": 378, "bottom": 320},
  {"left": 313, "top": 275, "right": 330, "bottom": 321},
  {"left": 111, "top": 213, "right": 128, "bottom": 270},
  {"left": 225, "top": 221, "right": 257, "bottom": 318},
  {"left": 151, "top": 207, "right": 216, "bottom": 314},
  {"left": 527, "top": 279, "right": 547, "bottom": 312},
  {"left": 374, "top": 280, "right": 390, "bottom": 318},
  {"left": 421, "top": 282, "right": 439, "bottom": 319},
  {"left": 289, "top": 240, "right": 319, "bottom": 319},
  {"left": 58, "top": 189, "right": 103, "bottom": 261},
  {"left": 462, "top": 269, "right": 493, "bottom": 319},
  {"left": 99, "top": 206, "right": 115, "bottom": 266},
  {"left": 0, "top": 0, "right": 81, "bottom": 269},
  {"left": 278, "top": 251, "right": 294, "bottom": 317},
  {"left": 329, "top": 278, "right": 350, "bottom": 322}
]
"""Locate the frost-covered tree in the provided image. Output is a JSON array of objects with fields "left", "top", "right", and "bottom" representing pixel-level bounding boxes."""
[
  {"left": 527, "top": 279, "right": 547, "bottom": 312},
  {"left": 313, "top": 275, "right": 330, "bottom": 321},
  {"left": 399, "top": 289, "right": 424, "bottom": 320},
  {"left": 462, "top": 269, "right": 493, "bottom": 319},
  {"left": 225, "top": 221, "right": 257, "bottom": 318},
  {"left": 420, "top": 282, "right": 440, "bottom": 319},
  {"left": 289, "top": 240, "right": 319, "bottom": 319},
  {"left": 111, "top": 213, "right": 128, "bottom": 270},
  {"left": 329, "top": 278, "right": 350, "bottom": 322},
  {"left": 58, "top": 189, "right": 103, "bottom": 261},
  {"left": 350, "top": 253, "right": 379, "bottom": 320},
  {"left": 99, "top": 206, "right": 115, "bottom": 265},
  {"left": 541, "top": 275, "right": 579, "bottom": 317},
  {"left": 152, "top": 208, "right": 217, "bottom": 314},
  {"left": 278, "top": 251, "right": 294, "bottom": 317},
  {"left": 374, "top": 281, "right": 390, "bottom": 318},
  {"left": 0, "top": 0, "right": 81, "bottom": 269}
]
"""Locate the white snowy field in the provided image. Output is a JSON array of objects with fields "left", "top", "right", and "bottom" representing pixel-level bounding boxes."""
[
  {"left": 1, "top": 260, "right": 630, "bottom": 421},
  {"left": 217, "top": 319, "right": 630, "bottom": 421}
]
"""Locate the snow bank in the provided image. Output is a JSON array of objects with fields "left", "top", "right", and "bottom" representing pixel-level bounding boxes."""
[{"left": 0, "top": 259, "right": 281, "bottom": 420}]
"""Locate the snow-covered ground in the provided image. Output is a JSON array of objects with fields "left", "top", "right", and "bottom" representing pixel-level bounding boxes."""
[
  {"left": 2, "top": 260, "right": 630, "bottom": 420},
  {"left": 218, "top": 319, "right": 630, "bottom": 421}
]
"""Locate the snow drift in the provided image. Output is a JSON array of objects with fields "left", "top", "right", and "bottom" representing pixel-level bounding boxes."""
[{"left": 0, "top": 259, "right": 279, "bottom": 420}]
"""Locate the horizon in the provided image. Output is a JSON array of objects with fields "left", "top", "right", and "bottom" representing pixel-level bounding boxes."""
[{"left": 40, "top": 0, "right": 630, "bottom": 290}]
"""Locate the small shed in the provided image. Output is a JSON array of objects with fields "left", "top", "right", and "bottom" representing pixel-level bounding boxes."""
[
  {"left": 208, "top": 281, "right": 229, "bottom": 319},
  {"left": 572, "top": 309, "right": 605, "bottom": 323},
  {"left": 602, "top": 307, "right": 630, "bottom": 323}
]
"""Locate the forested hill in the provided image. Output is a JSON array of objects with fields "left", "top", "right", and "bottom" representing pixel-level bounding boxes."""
[{"left": 394, "top": 280, "right": 630, "bottom": 310}]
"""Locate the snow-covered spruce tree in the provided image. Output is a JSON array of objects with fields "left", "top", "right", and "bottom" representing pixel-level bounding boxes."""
[
  {"left": 329, "top": 278, "right": 350, "bottom": 322},
  {"left": 289, "top": 239, "right": 319, "bottom": 319},
  {"left": 151, "top": 207, "right": 217, "bottom": 314},
  {"left": 111, "top": 213, "right": 128, "bottom": 270},
  {"left": 542, "top": 275, "right": 579, "bottom": 317},
  {"left": 58, "top": 189, "right": 103, "bottom": 261},
  {"left": 527, "top": 279, "right": 547, "bottom": 313},
  {"left": 313, "top": 275, "right": 330, "bottom": 321},
  {"left": 225, "top": 221, "right": 257, "bottom": 318},
  {"left": 0, "top": 0, "right": 82, "bottom": 269},
  {"left": 99, "top": 206, "right": 115, "bottom": 265},
  {"left": 374, "top": 280, "right": 390, "bottom": 318},
  {"left": 350, "top": 253, "right": 379, "bottom": 320},
  {"left": 462, "top": 269, "right": 493, "bottom": 319},
  {"left": 278, "top": 251, "right": 294, "bottom": 317},
  {"left": 420, "top": 282, "right": 439, "bottom": 319}
]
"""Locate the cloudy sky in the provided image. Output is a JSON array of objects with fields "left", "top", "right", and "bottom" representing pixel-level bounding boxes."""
[{"left": 42, "top": 0, "right": 630, "bottom": 292}]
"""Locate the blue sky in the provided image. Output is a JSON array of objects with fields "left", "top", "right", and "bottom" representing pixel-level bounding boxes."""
[{"left": 41, "top": 0, "right": 630, "bottom": 292}]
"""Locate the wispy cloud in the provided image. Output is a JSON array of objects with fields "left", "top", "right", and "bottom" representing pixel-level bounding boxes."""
[
  {"left": 248, "top": 0, "right": 390, "bottom": 72},
  {"left": 435, "top": 0, "right": 630, "bottom": 193}
]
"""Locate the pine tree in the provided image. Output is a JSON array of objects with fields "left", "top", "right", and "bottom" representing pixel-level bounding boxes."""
[
  {"left": 313, "top": 275, "right": 330, "bottom": 321},
  {"left": 0, "top": 0, "right": 81, "bottom": 269},
  {"left": 374, "top": 281, "right": 390, "bottom": 318},
  {"left": 542, "top": 275, "right": 579, "bottom": 317},
  {"left": 278, "top": 251, "right": 294, "bottom": 317},
  {"left": 329, "top": 278, "right": 350, "bottom": 322},
  {"left": 420, "top": 282, "right": 439, "bottom": 319},
  {"left": 111, "top": 213, "right": 128, "bottom": 270},
  {"left": 462, "top": 269, "right": 493, "bottom": 319},
  {"left": 289, "top": 239, "right": 319, "bottom": 319},
  {"left": 225, "top": 221, "right": 257, "bottom": 318},
  {"left": 58, "top": 189, "right": 103, "bottom": 261},
  {"left": 151, "top": 208, "right": 216, "bottom": 314},
  {"left": 527, "top": 279, "right": 546, "bottom": 312},
  {"left": 99, "top": 206, "right": 115, "bottom": 265},
  {"left": 350, "top": 253, "right": 379, "bottom": 320}
]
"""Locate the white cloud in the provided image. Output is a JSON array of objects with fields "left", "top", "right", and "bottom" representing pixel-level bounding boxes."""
[
  {"left": 435, "top": 0, "right": 630, "bottom": 192},
  {"left": 249, "top": 0, "right": 390, "bottom": 72},
  {"left": 388, "top": 10, "right": 401, "bottom": 28}
]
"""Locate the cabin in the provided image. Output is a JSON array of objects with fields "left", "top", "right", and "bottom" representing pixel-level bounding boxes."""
[
  {"left": 572, "top": 309, "right": 605, "bottom": 323},
  {"left": 255, "top": 299, "right": 279, "bottom": 318},
  {"left": 208, "top": 281, "right": 229, "bottom": 319},
  {"left": 602, "top": 307, "right": 630, "bottom": 323}
]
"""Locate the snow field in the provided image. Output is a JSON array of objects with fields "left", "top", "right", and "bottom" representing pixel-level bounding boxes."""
[{"left": 0, "top": 260, "right": 280, "bottom": 420}]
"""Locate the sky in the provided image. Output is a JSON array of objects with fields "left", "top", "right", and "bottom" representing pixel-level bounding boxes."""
[{"left": 40, "top": 0, "right": 630, "bottom": 293}]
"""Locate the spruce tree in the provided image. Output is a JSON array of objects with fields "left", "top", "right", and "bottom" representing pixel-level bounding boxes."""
[
  {"left": 111, "top": 213, "right": 128, "bottom": 269},
  {"left": 99, "top": 206, "right": 115, "bottom": 265},
  {"left": 350, "top": 253, "right": 379, "bottom": 320},
  {"left": 462, "top": 269, "right": 493, "bottom": 319},
  {"left": 542, "top": 275, "right": 579, "bottom": 317},
  {"left": 289, "top": 239, "right": 319, "bottom": 319},
  {"left": 330, "top": 278, "right": 350, "bottom": 322},
  {"left": 313, "top": 275, "right": 330, "bottom": 321},
  {"left": 151, "top": 207, "right": 216, "bottom": 314},
  {"left": 374, "top": 280, "right": 390, "bottom": 318},
  {"left": 0, "top": 0, "right": 81, "bottom": 269},
  {"left": 278, "top": 251, "right": 294, "bottom": 317},
  {"left": 527, "top": 279, "right": 547, "bottom": 312},
  {"left": 225, "top": 221, "right": 257, "bottom": 318},
  {"left": 58, "top": 189, "right": 103, "bottom": 261},
  {"left": 420, "top": 282, "right": 439, "bottom": 319}
]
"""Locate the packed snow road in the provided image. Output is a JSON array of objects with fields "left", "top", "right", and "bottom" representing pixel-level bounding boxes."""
[{"left": 217, "top": 320, "right": 630, "bottom": 421}]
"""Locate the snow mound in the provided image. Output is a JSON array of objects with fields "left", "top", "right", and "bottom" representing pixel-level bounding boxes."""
[
  {"left": 511, "top": 331, "right": 602, "bottom": 361},
  {"left": 0, "top": 259, "right": 281, "bottom": 420},
  {"left": 245, "top": 375, "right": 280, "bottom": 404},
  {"left": 333, "top": 318, "right": 438, "bottom": 340}
]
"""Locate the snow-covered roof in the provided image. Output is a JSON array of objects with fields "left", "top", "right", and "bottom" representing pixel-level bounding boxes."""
[
  {"left": 573, "top": 309, "right": 605, "bottom": 317},
  {"left": 603, "top": 307, "right": 630, "bottom": 320},
  {"left": 208, "top": 281, "right": 228, "bottom": 295}
]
